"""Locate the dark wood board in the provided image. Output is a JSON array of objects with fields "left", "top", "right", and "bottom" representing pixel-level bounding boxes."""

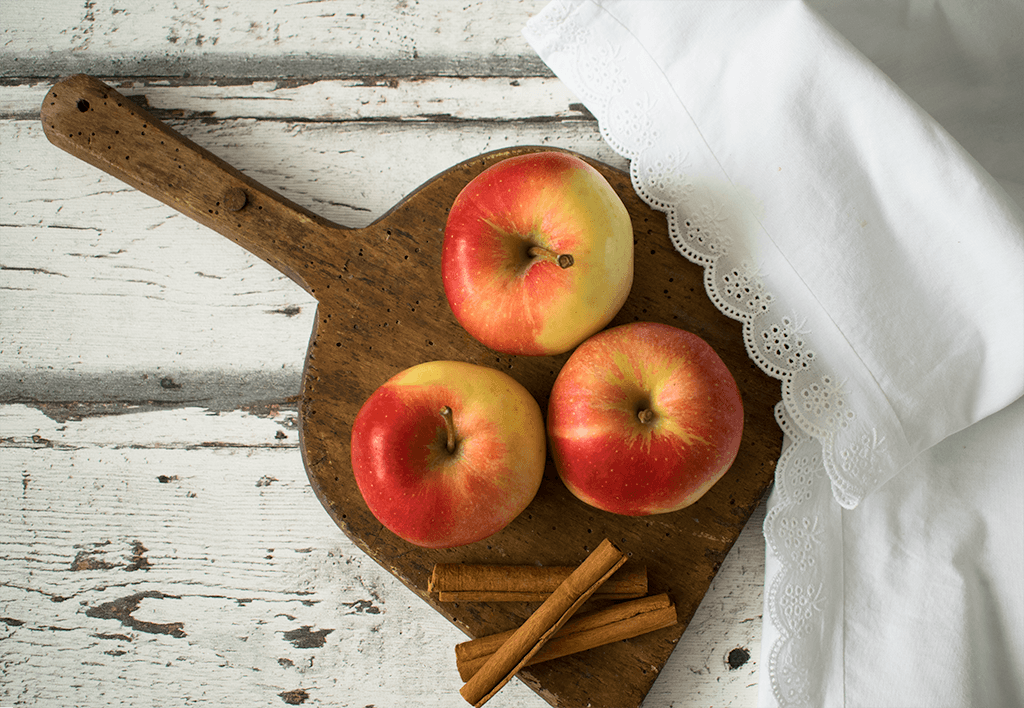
[{"left": 42, "top": 74, "right": 782, "bottom": 708}]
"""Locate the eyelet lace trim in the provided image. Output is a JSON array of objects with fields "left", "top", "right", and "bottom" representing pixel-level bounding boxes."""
[{"left": 525, "top": 2, "right": 894, "bottom": 705}]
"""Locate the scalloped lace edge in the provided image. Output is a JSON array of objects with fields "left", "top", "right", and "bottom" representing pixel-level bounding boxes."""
[{"left": 617, "top": 121, "right": 841, "bottom": 708}]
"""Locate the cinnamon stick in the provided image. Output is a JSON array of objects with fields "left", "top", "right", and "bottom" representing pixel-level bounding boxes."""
[
  {"left": 429, "top": 562, "right": 647, "bottom": 602},
  {"left": 455, "top": 593, "right": 677, "bottom": 681},
  {"left": 458, "top": 538, "right": 627, "bottom": 707}
]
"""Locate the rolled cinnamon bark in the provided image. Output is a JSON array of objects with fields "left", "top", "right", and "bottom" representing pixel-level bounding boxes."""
[
  {"left": 429, "top": 562, "right": 647, "bottom": 602},
  {"left": 455, "top": 593, "right": 677, "bottom": 681},
  {"left": 458, "top": 538, "right": 627, "bottom": 707}
]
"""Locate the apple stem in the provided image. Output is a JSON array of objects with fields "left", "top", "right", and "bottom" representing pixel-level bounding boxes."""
[
  {"left": 637, "top": 408, "right": 656, "bottom": 424},
  {"left": 528, "top": 245, "right": 574, "bottom": 269},
  {"left": 439, "top": 406, "right": 457, "bottom": 453}
]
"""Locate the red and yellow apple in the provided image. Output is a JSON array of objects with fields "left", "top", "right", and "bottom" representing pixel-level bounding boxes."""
[
  {"left": 546, "top": 322, "right": 744, "bottom": 516},
  {"left": 442, "top": 150, "right": 634, "bottom": 356},
  {"left": 350, "top": 360, "right": 546, "bottom": 548}
]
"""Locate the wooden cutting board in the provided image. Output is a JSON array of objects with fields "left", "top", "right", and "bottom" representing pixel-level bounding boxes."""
[{"left": 42, "top": 74, "right": 782, "bottom": 708}]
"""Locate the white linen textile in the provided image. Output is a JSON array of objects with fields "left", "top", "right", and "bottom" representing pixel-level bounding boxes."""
[{"left": 524, "top": 1, "right": 1024, "bottom": 706}]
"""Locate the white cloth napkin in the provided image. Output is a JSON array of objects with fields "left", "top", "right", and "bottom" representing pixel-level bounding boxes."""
[{"left": 524, "top": 1, "right": 1024, "bottom": 706}]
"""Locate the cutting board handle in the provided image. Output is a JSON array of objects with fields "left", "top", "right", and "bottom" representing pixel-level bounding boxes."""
[{"left": 40, "top": 74, "right": 347, "bottom": 295}]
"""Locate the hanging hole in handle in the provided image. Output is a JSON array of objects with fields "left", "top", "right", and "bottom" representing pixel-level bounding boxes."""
[{"left": 77, "top": 99, "right": 90, "bottom": 113}]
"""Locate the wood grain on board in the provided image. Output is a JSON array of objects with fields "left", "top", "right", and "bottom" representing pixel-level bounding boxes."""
[
  {"left": 296, "top": 147, "right": 782, "bottom": 708},
  {"left": 37, "top": 75, "right": 782, "bottom": 708}
]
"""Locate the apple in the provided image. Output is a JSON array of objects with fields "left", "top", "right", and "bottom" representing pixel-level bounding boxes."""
[
  {"left": 442, "top": 150, "right": 634, "bottom": 356},
  {"left": 350, "top": 360, "right": 546, "bottom": 548},
  {"left": 546, "top": 322, "right": 744, "bottom": 516}
]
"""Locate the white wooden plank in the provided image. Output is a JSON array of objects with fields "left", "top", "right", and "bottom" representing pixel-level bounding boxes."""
[
  {"left": 1, "top": 0, "right": 551, "bottom": 77},
  {"left": 0, "top": 403, "right": 763, "bottom": 707},
  {"left": 3, "top": 77, "right": 585, "bottom": 122},
  {"left": 0, "top": 400, "right": 300, "bottom": 447}
]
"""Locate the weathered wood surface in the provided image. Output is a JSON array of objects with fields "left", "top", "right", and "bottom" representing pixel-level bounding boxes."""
[{"left": 1, "top": 2, "right": 773, "bottom": 706}]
